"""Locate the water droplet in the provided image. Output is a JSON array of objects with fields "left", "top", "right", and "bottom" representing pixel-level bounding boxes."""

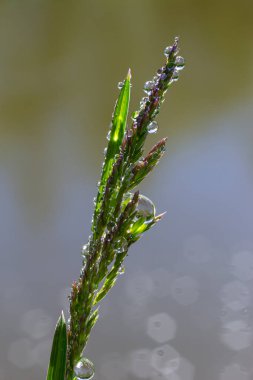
[
  {"left": 127, "top": 128, "right": 133, "bottom": 137},
  {"left": 143, "top": 81, "right": 155, "bottom": 94},
  {"left": 140, "top": 97, "right": 149, "bottom": 108},
  {"left": 147, "top": 121, "right": 158, "bottom": 134},
  {"left": 131, "top": 111, "right": 139, "bottom": 121},
  {"left": 175, "top": 56, "right": 185, "bottom": 69},
  {"left": 118, "top": 265, "right": 125, "bottom": 275},
  {"left": 160, "top": 73, "right": 167, "bottom": 82},
  {"left": 164, "top": 46, "right": 173, "bottom": 57},
  {"left": 172, "top": 69, "right": 179, "bottom": 81},
  {"left": 115, "top": 237, "right": 128, "bottom": 254},
  {"left": 118, "top": 81, "right": 124, "bottom": 90},
  {"left": 137, "top": 195, "right": 155, "bottom": 219},
  {"left": 74, "top": 357, "right": 95, "bottom": 380},
  {"left": 82, "top": 244, "right": 89, "bottom": 256},
  {"left": 107, "top": 130, "right": 111, "bottom": 140},
  {"left": 104, "top": 148, "right": 107, "bottom": 155},
  {"left": 157, "top": 67, "right": 163, "bottom": 75}
]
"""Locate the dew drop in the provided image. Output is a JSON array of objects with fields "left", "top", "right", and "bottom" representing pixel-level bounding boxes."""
[
  {"left": 147, "top": 121, "right": 158, "bottom": 134},
  {"left": 172, "top": 69, "right": 179, "bottom": 82},
  {"left": 118, "top": 81, "right": 124, "bottom": 90},
  {"left": 140, "top": 97, "right": 149, "bottom": 108},
  {"left": 143, "top": 81, "right": 155, "bottom": 94},
  {"left": 107, "top": 130, "right": 111, "bottom": 141},
  {"left": 74, "top": 357, "right": 95, "bottom": 380},
  {"left": 118, "top": 265, "right": 125, "bottom": 275},
  {"left": 127, "top": 128, "right": 133, "bottom": 137},
  {"left": 82, "top": 243, "right": 90, "bottom": 266},
  {"left": 164, "top": 46, "right": 173, "bottom": 57},
  {"left": 137, "top": 195, "right": 155, "bottom": 219},
  {"left": 131, "top": 111, "right": 139, "bottom": 121},
  {"left": 115, "top": 237, "right": 128, "bottom": 254},
  {"left": 82, "top": 244, "right": 89, "bottom": 255},
  {"left": 175, "top": 56, "right": 185, "bottom": 69}
]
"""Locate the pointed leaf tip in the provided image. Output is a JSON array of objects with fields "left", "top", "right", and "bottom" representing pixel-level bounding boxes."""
[
  {"left": 46, "top": 312, "right": 67, "bottom": 380},
  {"left": 155, "top": 211, "right": 167, "bottom": 221},
  {"left": 127, "top": 68, "right": 131, "bottom": 80}
]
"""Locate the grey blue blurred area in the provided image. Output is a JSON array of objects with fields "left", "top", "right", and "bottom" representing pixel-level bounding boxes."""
[{"left": 1, "top": 1, "right": 253, "bottom": 379}]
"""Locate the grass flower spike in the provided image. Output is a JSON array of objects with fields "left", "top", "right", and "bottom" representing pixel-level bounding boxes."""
[{"left": 46, "top": 36, "right": 185, "bottom": 380}]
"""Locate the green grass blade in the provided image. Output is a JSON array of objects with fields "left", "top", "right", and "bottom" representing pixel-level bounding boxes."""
[
  {"left": 106, "top": 69, "right": 131, "bottom": 164},
  {"left": 46, "top": 311, "right": 67, "bottom": 380},
  {"left": 92, "top": 70, "right": 131, "bottom": 230}
]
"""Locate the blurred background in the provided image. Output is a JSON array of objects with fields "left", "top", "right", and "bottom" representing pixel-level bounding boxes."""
[{"left": 0, "top": 1, "right": 253, "bottom": 379}]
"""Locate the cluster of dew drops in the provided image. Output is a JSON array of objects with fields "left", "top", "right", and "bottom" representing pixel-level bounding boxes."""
[{"left": 118, "top": 42, "right": 185, "bottom": 136}]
